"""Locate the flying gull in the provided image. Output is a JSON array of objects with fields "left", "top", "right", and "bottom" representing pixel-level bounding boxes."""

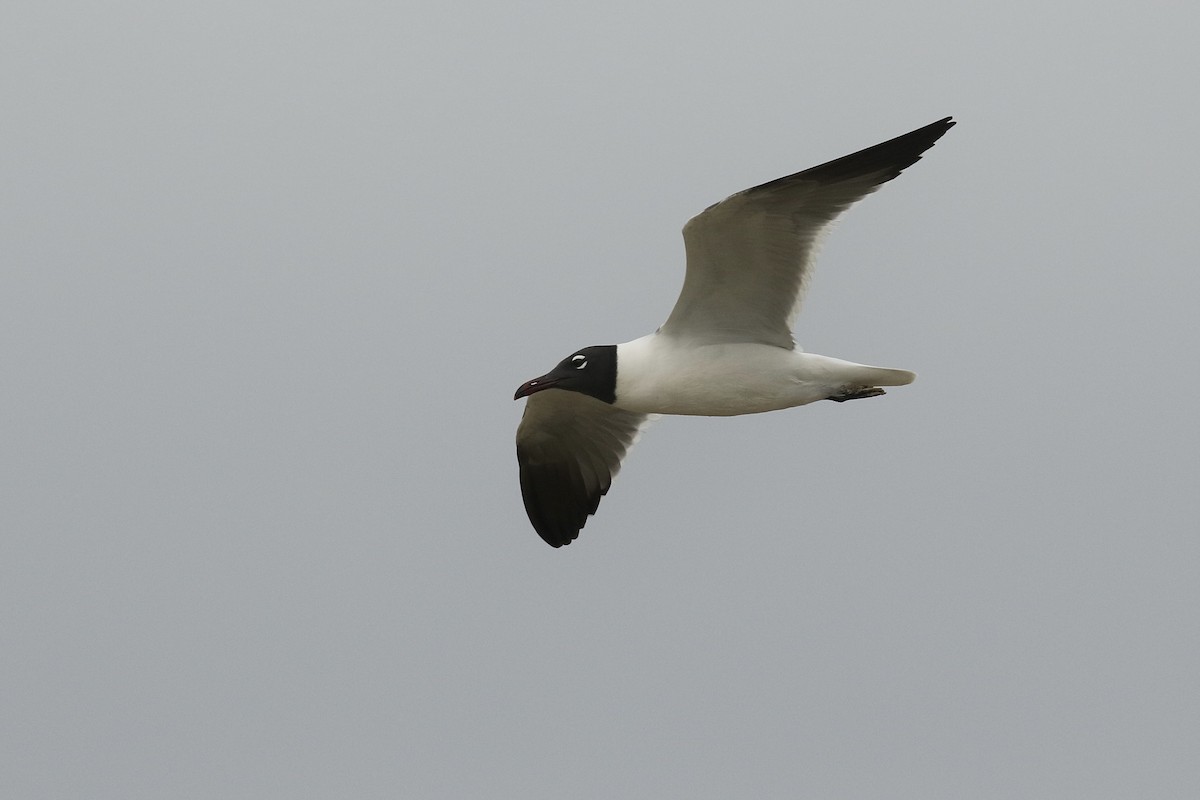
[{"left": 514, "top": 117, "right": 955, "bottom": 547}]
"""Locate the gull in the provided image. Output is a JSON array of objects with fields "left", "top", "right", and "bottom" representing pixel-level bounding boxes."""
[{"left": 514, "top": 117, "right": 955, "bottom": 547}]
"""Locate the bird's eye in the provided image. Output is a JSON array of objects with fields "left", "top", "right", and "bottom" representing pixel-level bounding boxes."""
[{"left": 571, "top": 354, "right": 587, "bottom": 369}]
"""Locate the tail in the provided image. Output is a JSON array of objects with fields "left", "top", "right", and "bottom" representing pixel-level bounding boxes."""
[
  {"left": 855, "top": 365, "right": 915, "bottom": 387},
  {"left": 823, "top": 361, "right": 914, "bottom": 403},
  {"left": 825, "top": 357, "right": 916, "bottom": 387}
]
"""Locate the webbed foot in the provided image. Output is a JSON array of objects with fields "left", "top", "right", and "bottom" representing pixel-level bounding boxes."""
[{"left": 827, "top": 387, "right": 886, "bottom": 403}]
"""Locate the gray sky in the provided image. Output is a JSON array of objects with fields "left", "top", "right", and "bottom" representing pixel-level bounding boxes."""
[{"left": 4, "top": 2, "right": 1198, "bottom": 798}]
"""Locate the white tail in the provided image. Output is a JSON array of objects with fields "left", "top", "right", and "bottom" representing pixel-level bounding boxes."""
[
  {"left": 820, "top": 356, "right": 916, "bottom": 387},
  {"left": 856, "top": 365, "right": 916, "bottom": 386}
]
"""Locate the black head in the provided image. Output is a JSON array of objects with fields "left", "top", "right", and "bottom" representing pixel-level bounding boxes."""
[{"left": 514, "top": 345, "right": 617, "bottom": 404}]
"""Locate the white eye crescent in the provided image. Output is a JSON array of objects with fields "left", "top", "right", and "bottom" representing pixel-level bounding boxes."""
[{"left": 571, "top": 354, "right": 587, "bottom": 369}]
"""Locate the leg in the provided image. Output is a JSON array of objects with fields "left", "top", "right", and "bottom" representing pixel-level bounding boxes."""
[{"left": 826, "top": 386, "right": 886, "bottom": 403}]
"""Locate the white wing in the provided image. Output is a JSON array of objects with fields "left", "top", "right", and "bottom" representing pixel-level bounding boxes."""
[
  {"left": 659, "top": 117, "right": 955, "bottom": 349},
  {"left": 516, "top": 390, "right": 654, "bottom": 547}
]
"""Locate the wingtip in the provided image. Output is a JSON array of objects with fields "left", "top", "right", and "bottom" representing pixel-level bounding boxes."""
[
  {"left": 929, "top": 116, "right": 957, "bottom": 140},
  {"left": 918, "top": 115, "right": 956, "bottom": 141},
  {"left": 744, "top": 115, "right": 957, "bottom": 196}
]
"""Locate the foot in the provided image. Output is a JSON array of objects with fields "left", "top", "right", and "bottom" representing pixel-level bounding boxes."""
[{"left": 827, "top": 387, "right": 886, "bottom": 403}]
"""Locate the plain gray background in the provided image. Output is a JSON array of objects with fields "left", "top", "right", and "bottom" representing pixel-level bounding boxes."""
[{"left": 4, "top": 2, "right": 1198, "bottom": 798}]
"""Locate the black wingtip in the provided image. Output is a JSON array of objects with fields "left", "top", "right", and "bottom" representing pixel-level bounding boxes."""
[
  {"left": 806, "top": 116, "right": 956, "bottom": 182},
  {"left": 748, "top": 116, "right": 956, "bottom": 195},
  {"left": 517, "top": 449, "right": 588, "bottom": 547}
]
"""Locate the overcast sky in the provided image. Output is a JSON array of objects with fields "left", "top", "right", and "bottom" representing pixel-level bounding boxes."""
[{"left": 4, "top": 2, "right": 1198, "bottom": 798}]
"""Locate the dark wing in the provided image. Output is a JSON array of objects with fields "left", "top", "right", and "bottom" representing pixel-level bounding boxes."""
[
  {"left": 659, "top": 117, "right": 955, "bottom": 348},
  {"left": 516, "top": 390, "right": 652, "bottom": 547}
]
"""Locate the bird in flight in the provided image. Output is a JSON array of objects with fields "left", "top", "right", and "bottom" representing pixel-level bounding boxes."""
[{"left": 514, "top": 117, "right": 955, "bottom": 547}]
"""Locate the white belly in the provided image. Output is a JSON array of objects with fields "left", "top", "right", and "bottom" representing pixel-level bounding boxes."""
[{"left": 613, "top": 336, "right": 856, "bottom": 416}]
